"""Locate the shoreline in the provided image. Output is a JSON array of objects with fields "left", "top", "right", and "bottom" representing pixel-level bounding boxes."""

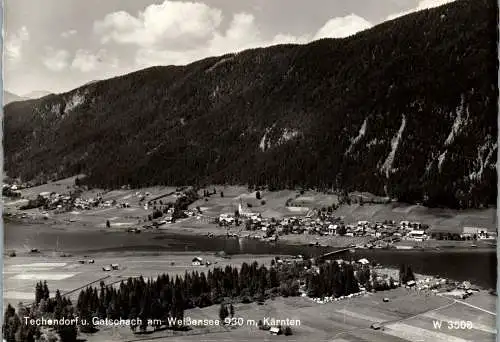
[{"left": 5, "top": 215, "right": 497, "bottom": 253}]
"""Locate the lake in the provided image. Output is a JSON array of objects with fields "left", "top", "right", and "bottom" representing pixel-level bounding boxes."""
[{"left": 5, "top": 223, "right": 497, "bottom": 289}]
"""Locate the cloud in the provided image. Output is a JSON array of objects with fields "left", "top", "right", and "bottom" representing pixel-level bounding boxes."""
[
  {"left": 387, "top": 0, "right": 456, "bottom": 20},
  {"left": 61, "top": 29, "right": 77, "bottom": 38},
  {"left": 71, "top": 49, "right": 101, "bottom": 72},
  {"left": 134, "top": 11, "right": 311, "bottom": 68},
  {"left": 5, "top": 26, "right": 30, "bottom": 63},
  {"left": 70, "top": 49, "right": 119, "bottom": 72},
  {"left": 314, "top": 14, "right": 372, "bottom": 40},
  {"left": 42, "top": 48, "right": 70, "bottom": 71},
  {"left": 94, "top": 1, "right": 222, "bottom": 49},
  {"left": 96, "top": 1, "right": 371, "bottom": 69}
]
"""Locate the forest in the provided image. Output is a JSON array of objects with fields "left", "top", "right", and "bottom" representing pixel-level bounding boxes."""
[{"left": 4, "top": 0, "right": 497, "bottom": 209}]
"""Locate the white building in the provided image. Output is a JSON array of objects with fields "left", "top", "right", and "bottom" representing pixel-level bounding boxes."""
[
  {"left": 237, "top": 202, "right": 259, "bottom": 218},
  {"left": 192, "top": 257, "right": 203, "bottom": 266},
  {"left": 357, "top": 258, "right": 370, "bottom": 265},
  {"left": 408, "top": 230, "right": 427, "bottom": 241}
]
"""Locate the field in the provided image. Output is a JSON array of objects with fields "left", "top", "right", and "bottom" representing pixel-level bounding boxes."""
[
  {"left": 333, "top": 203, "right": 496, "bottom": 232},
  {"left": 80, "top": 287, "right": 496, "bottom": 342},
  {"left": 4, "top": 251, "right": 496, "bottom": 342},
  {"left": 3, "top": 252, "right": 276, "bottom": 311},
  {"left": 189, "top": 186, "right": 327, "bottom": 218}
]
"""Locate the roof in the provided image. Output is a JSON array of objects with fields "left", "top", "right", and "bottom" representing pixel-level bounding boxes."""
[
  {"left": 463, "top": 226, "right": 487, "bottom": 233},
  {"left": 269, "top": 327, "right": 281, "bottom": 333},
  {"left": 357, "top": 258, "right": 370, "bottom": 265},
  {"left": 192, "top": 257, "right": 203, "bottom": 261}
]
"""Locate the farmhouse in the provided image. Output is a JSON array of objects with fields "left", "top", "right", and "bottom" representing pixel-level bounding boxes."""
[
  {"left": 39, "top": 192, "right": 51, "bottom": 199},
  {"left": 192, "top": 257, "right": 203, "bottom": 266},
  {"left": 269, "top": 327, "right": 282, "bottom": 335},
  {"left": 357, "top": 258, "right": 370, "bottom": 265},
  {"left": 461, "top": 226, "right": 493, "bottom": 239},
  {"left": 408, "top": 230, "right": 427, "bottom": 241}
]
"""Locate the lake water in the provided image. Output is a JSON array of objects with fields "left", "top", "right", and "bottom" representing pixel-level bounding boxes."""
[{"left": 5, "top": 223, "right": 497, "bottom": 288}]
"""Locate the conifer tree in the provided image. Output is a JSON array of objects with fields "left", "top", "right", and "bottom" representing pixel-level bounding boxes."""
[
  {"left": 3, "top": 304, "right": 20, "bottom": 342},
  {"left": 219, "top": 303, "right": 229, "bottom": 322}
]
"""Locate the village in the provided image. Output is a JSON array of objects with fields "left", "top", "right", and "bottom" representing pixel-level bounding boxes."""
[
  {"left": 216, "top": 206, "right": 497, "bottom": 246},
  {"left": 4, "top": 181, "right": 497, "bottom": 248}
]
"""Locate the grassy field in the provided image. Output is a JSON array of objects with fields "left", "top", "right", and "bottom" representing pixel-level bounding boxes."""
[
  {"left": 3, "top": 253, "right": 276, "bottom": 311},
  {"left": 190, "top": 186, "right": 315, "bottom": 218},
  {"left": 79, "top": 287, "right": 496, "bottom": 342},
  {"left": 333, "top": 203, "right": 496, "bottom": 232}
]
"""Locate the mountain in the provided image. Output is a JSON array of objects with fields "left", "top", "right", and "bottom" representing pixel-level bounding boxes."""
[
  {"left": 3, "top": 90, "right": 52, "bottom": 105},
  {"left": 83, "top": 80, "right": 99, "bottom": 86},
  {"left": 3, "top": 91, "right": 27, "bottom": 105},
  {"left": 4, "top": 0, "right": 498, "bottom": 209},
  {"left": 23, "top": 90, "right": 53, "bottom": 99}
]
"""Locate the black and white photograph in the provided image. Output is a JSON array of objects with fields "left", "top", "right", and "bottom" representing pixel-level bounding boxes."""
[{"left": 2, "top": 0, "right": 498, "bottom": 341}]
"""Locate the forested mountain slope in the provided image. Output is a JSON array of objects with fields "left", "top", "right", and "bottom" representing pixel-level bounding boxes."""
[{"left": 4, "top": 0, "right": 498, "bottom": 208}]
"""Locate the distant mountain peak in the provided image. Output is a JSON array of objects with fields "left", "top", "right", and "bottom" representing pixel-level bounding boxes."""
[
  {"left": 23, "top": 90, "right": 53, "bottom": 99},
  {"left": 3, "top": 91, "right": 27, "bottom": 105}
]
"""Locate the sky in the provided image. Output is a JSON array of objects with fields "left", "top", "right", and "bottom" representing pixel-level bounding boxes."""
[{"left": 4, "top": 0, "right": 455, "bottom": 95}]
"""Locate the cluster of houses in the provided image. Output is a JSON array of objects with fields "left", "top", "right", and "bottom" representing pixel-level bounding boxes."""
[
  {"left": 218, "top": 207, "right": 433, "bottom": 242},
  {"left": 37, "top": 192, "right": 74, "bottom": 212},
  {"left": 307, "top": 290, "right": 368, "bottom": 304},
  {"left": 3, "top": 184, "right": 22, "bottom": 197},
  {"left": 36, "top": 191, "right": 134, "bottom": 212}
]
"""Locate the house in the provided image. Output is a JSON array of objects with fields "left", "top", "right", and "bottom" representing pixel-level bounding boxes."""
[
  {"left": 357, "top": 258, "right": 370, "bottom": 265},
  {"left": 192, "top": 257, "right": 203, "bottom": 266},
  {"left": 462, "top": 227, "right": 492, "bottom": 239},
  {"left": 102, "top": 266, "right": 112, "bottom": 271},
  {"left": 269, "top": 327, "right": 282, "bottom": 335},
  {"left": 219, "top": 214, "right": 235, "bottom": 224},
  {"left": 39, "top": 192, "right": 51, "bottom": 198},
  {"left": 408, "top": 230, "right": 427, "bottom": 241},
  {"left": 111, "top": 264, "right": 119, "bottom": 270},
  {"left": 462, "top": 227, "right": 486, "bottom": 235}
]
